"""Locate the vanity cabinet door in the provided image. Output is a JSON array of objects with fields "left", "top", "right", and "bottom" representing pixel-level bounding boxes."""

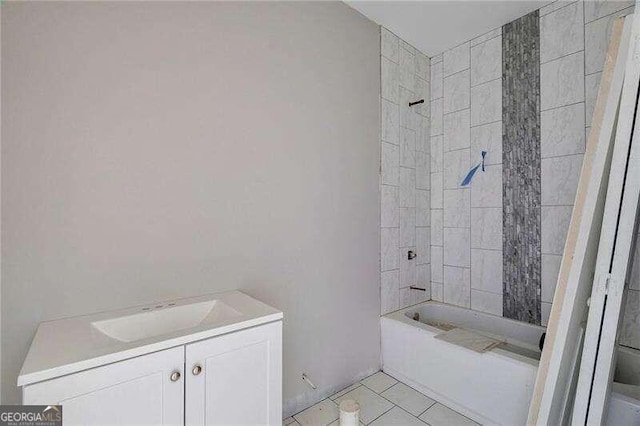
[
  {"left": 185, "top": 321, "right": 282, "bottom": 425},
  {"left": 22, "top": 346, "right": 184, "bottom": 426}
]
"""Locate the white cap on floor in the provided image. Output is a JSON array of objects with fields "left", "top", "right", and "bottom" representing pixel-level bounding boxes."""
[{"left": 339, "top": 399, "right": 360, "bottom": 426}]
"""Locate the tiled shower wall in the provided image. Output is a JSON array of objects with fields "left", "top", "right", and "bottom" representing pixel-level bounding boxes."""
[
  {"left": 429, "top": 0, "right": 640, "bottom": 332},
  {"left": 429, "top": 27, "right": 505, "bottom": 314},
  {"left": 380, "top": 28, "right": 431, "bottom": 314}
]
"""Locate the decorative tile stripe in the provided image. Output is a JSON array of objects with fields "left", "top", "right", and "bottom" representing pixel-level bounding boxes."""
[{"left": 502, "top": 10, "right": 542, "bottom": 324}]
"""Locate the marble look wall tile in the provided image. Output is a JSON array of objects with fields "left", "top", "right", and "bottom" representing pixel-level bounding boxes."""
[
  {"left": 470, "top": 27, "right": 502, "bottom": 47},
  {"left": 471, "top": 207, "right": 502, "bottom": 250},
  {"left": 431, "top": 246, "right": 444, "bottom": 282},
  {"left": 444, "top": 42, "right": 470, "bottom": 77},
  {"left": 443, "top": 149, "right": 470, "bottom": 189},
  {"left": 381, "top": 228, "right": 400, "bottom": 271},
  {"left": 542, "top": 205, "right": 572, "bottom": 254},
  {"left": 541, "top": 154, "right": 583, "bottom": 205},
  {"left": 430, "top": 98, "right": 443, "bottom": 136},
  {"left": 400, "top": 127, "right": 416, "bottom": 168},
  {"left": 416, "top": 116, "right": 430, "bottom": 153},
  {"left": 444, "top": 70, "right": 470, "bottom": 113},
  {"left": 432, "top": 53, "right": 443, "bottom": 64},
  {"left": 431, "top": 172, "right": 443, "bottom": 209},
  {"left": 541, "top": 302, "right": 552, "bottom": 326},
  {"left": 416, "top": 190, "right": 430, "bottom": 227},
  {"left": 399, "top": 45, "right": 416, "bottom": 90},
  {"left": 585, "top": 6, "right": 634, "bottom": 75},
  {"left": 471, "top": 121, "right": 502, "bottom": 165},
  {"left": 444, "top": 266, "right": 471, "bottom": 307},
  {"left": 471, "top": 78, "right": 502, "bottom": 126},
  {"left": 417, "top": 227, "right": 430, "bottom": 265},
  {"left": 412, "top": 281, "right": 430, "bottom": 304},
  {"left": 400, "top": 87, "right": 417, "bottom": 130},
  {"left": 430, "top": 61, "right": 443, "bottom": 100},
  {"left": 400, "top": 245, "right": 417, "bottom": 287},
  {"left": 381, "top": 27, "right": 399, "bottom": 63},
  {"left": 416, "top": 263, "right": 431, "bottom": 289},
  {"left": 431, "top": 209, "right": 443, "bottom": 246},
  {"left": 400, "top": 39, "right": 415, "bottom": 54},
  {"left": 471, "top": 36, "right": 502, "bottom": 86},
  {"left": 540, "top": 1, "right": 584, "bottom": 64},
  {"left": 584, "top": 0, "right": 634, "bottom": 24},
  {"left": 471, "top": 290, "right": 503, "bottom": 315},
  {"left": 381, "top": 270, "right": 400, "bottom": 314},
  {"left": 471, "top": 164, "right": 502, "bottom": 208},
  {"left": 381, "top": 142, "right": 399, "bottom": 186},
  {"left": 444, "top": 228, "right": 471, "bottom": 267},
  {"left": 541, "top": 51, "right": 585, "bottom": 110},
  {"left": 412, "top": 285, "right": 430, "bottom": 305},
  {"left": 382, "top": 56, "right": 399, "bottom": 103},
  {"left": 414, "top": 79, "right": 430, "bottom": 118},
  {"left": 382, "top": 99, "right": 400, "bottom": 144},
  {"left": 444, "top": 189, "right": 471, "bottom": 228},
  {"left": 444, "top": 109, "right": 471, "bottom": 152},
  {"left": 400, "top": 167, "right": 416, "bottom": 207},
  {"left": 431, "top": 283, "right": 444, "bottom": 302},
  {"left": 541, "top": 102, "right": 586, "bottom": 158},
  {"left": 381, "top": 185, "right": 399, "bottom": 228},
  {"left": 400, "top": 208, "right": 416, "bottom": 247},
  {"left": 620, "top": 289, "right": 640, "bottom": 348},
  {"left": 471, "top": 249, "right": 503, "bottom": 294},
  {"left": 585, "top": 72, "right": 601, "bottom": 127},
  {"left": 399, "top": 287, "right": 411, "bottom": 308},
  {"left": 542, "top": 254, "right": 562, "bottom": 303},
  {"left": 417, "top": 52, "right": 430, "bottom": 80},
  {"left": 430, "top": 135, "right": 443, "bottom": 172},
  {"left": 416, "top": 152, "right": 430, "bottom": 190},
  {"left": 540, "top": 0, "right": 579, "bottom": 17}
]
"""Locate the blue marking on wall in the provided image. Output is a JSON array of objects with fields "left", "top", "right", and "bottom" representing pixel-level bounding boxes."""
[{"left": 460, "top": 151, "right": 487, "bottom": 186}]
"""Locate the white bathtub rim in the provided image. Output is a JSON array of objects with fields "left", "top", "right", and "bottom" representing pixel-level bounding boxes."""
[{"left": 383, "top": 301, "right": 542, "bottom": 367}]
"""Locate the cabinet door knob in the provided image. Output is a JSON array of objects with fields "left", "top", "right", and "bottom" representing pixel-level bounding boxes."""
[
  {"left": 192, "top": 365, "right": 203, "bottom": 376},
  {"left": 170, "top": 371, "right": 181, "bottom": 382}
]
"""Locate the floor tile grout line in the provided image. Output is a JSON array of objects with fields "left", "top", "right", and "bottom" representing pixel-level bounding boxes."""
[
  {"left": 362, "top": 377, "right": 432, "bottom": 425},
  {"left": 319, "top": 373, "right": 478, "bottom": 425},
  {"left": 417, "top": 399, "right": 438, "bottom": 418}
]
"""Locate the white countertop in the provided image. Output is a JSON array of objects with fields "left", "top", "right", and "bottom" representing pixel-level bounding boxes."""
[{"left": 18, "top": 290, "right": 283, "bottom": 387}]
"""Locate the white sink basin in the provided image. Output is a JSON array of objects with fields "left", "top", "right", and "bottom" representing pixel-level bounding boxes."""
[
  {"left": 19, "top": 291, "right": 283, "bottom": 387},
  {"left": 92, "top": 299, "right": 242, "bottom": 342}
]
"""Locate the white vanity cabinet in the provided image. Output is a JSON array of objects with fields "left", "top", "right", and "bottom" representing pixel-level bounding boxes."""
[
  {"left": 19, "top": 291, "right": 283, "bottom": 426},
  {"left": 23, "top": 346, "right": 185, "bottom": 425},
  {"left": 185, "top": 321, "right": 282, "bottom": 425}
]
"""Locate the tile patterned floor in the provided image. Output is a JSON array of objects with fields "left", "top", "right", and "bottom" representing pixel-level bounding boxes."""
[{"left": 284, "top": 371, "right": 481, "bottom": 426}]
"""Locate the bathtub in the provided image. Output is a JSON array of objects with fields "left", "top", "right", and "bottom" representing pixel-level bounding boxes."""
[{"left": 381, "top": 301, "right": 640, "bottom": 425}]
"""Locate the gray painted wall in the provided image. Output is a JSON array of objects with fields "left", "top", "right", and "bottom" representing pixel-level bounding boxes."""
[{"left": 1, "top": 2, "right": 381, "bottom": 411}]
